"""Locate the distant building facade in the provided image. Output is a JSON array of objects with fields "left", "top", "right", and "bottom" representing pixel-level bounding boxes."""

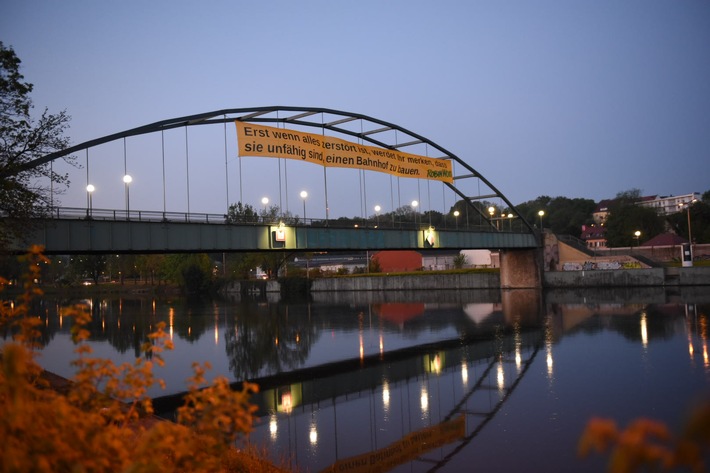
[
  {"left": 580, "top": 225, "right": 607, "bottom": 249},
  {"left": 635, "top": 192, "right": 701, "bottom": 215}
]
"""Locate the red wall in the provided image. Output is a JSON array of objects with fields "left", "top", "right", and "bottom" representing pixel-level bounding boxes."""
[{"left": 372, "top": 251, "right": 422, "bottom": 272}]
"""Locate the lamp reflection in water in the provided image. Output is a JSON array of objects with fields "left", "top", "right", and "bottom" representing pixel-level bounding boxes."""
[
  {"left": 545, "top": 315, "right": 554, "bottom": 379},
  {"left": 382, "top": 380, "right": 390, "bottom": 413},
  {"left": 420, "top": 386, "right": 429, "bottom": 414},
  {"left": 269, "top": 414, "right": 278, "bottom": 440},
  {"left": 640, "top": 311, "right": 648, "bottom": 348},
  {"left": 169, "top": 307, "right": 174, "bottom": 340},
  {"left": 514, "top": 321, "right": 522, "bottom": 371},
  {"left": 497, "top": 358, "right": 505, "bottom": 392},
  {"left": 461, "top": 361, "right": 469, "bottom": 385},
  {"left": 309, "top": 417, "right": 318, "bottom": 446}
]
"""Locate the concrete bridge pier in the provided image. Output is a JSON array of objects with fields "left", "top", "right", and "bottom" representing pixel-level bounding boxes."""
[{"left": 499, "top": 248, "right": 543, "bottom": 289}]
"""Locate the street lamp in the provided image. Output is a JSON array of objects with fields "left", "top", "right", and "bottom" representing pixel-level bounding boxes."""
[
  {"left": 374, "top": 205, "right": 381, "bottom": 227},
  {"left": 300, "top": 190, "right": 308, "bottom": 223},
  {"left": 86, "top": 184, "right": 95, "bottom": 217},
  {"left": 634, "top": 230, "right": 641, "bottom": 248},
  {"left": 453, "top": 210, "right": 460, "bottom": 229},
  {"left": 508, "top": 213, "right": 514, "bottom": 231},
  {"left": 538, "top": 210, "right": 545, "bottom": 229},
  {"left": 488, "top": 206, "right": 497, "bottom": 230},
  {"left": 679, "top": 199, "right": 697, "bottom": 245},
  {"left": 261, "top": 196, "right": 269, "bottom": 221},
  {"left": 411, "top": 200, "right": 419, "bottom": 226},
  {"left": 123, "top": 174, "right": 132, "bottom": 219}
]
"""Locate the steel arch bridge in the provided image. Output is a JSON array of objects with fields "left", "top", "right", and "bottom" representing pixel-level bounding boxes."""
[{"left": 19, "top": 106, "right": 535, "bottom": 234}]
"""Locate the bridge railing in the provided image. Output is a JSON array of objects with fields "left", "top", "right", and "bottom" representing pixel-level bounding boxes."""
[
  {"left": 51, "top": 207, "right": 229, "bottom": 224},
  {"left": 42, "top": 206, "right": 522, "bottom": 233}
]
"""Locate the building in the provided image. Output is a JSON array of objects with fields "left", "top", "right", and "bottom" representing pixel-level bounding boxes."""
[
  {"left": 592, "top": 199, "right": 614, "bottom": 225},
  {"left": 580, "top": 225, "right": 607, "bottom": 249},
  {"left": 636, "top": 192, "right": 701, "bottom": 216}
]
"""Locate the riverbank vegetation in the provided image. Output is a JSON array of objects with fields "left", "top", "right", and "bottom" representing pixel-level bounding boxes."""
[{"left": 0, "top": 247, "right": 289, "bottom": 472}]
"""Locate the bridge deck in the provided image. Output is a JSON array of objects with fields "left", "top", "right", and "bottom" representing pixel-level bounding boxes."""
[{"left": 12, "top": 208, "right": 539, "bottom": 254}]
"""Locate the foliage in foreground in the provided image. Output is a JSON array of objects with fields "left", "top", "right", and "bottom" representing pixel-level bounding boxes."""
[
  {"left": 0, "top": 246, "right": 281, "bottom": 472},
  {"left": 579, "top": 403, "right": 710, "bottom": 473}
]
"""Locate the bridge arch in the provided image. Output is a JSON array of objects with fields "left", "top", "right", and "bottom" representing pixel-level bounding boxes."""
[{"left": 21, "top": 106, "right": 534, "bottom": 234}]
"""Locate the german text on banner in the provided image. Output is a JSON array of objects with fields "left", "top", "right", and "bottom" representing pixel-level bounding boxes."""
[{"left": 235, "top": 121, "right": 453, "bottom": 183}]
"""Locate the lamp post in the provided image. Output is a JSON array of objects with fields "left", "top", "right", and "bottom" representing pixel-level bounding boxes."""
[
  {"left": 538, "top": 210, "right": 545, "bottom": 229},
  {"left": 300, "top": 190, "right": 308, "bottom": 223},
  {"left": 86, "top": 184, "right": 95, "bottom": 217},
  {"left": 261, "top": 197, "right": 269, "bottom": 222},
  {"left": 488, "top": 206, "right": 497, "bottom": 230},
  {"left": 679, "top": 199, "right": 697, "bottom": 245},
  {"left": 454, "top": 210, "right": 460, "bottom": 229},
  {"left": 634, "top": 230, "right": 641, "bottom": 249},
  {"left": 374, "top": 205, "right": 381, "bottom": 227},
  {"left": 508, "top": 213, "right": 514, "bottom": 231},
  {"left": 411, "top": 200, "right": 419, "bottom": 227},
  {"left": 123, "top": 174, "right": 132, "bottom": 220}
]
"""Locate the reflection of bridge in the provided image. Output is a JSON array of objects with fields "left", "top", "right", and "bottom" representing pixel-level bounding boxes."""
[
  {"left": 8, "top": 106, "right": 544, "bottom": 287},
  {"left": 243, "top": 322, "right": 542, "bottom": 472}
]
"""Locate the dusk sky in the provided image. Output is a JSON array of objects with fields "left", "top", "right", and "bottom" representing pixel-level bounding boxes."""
[{"left": 2, "top": 1, "right": 709, "bottom": 220}]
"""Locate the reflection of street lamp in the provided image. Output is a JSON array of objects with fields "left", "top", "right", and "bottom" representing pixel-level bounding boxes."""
[
  {"left": 538, "top": 210, "right": 545, "bottom": 229},
  {"left": 300, "top": 190, "right": 308, "bottom": 222},
  {"left": 374, "top": 204, "right": 381, "bottom": 226},
  {"left": 453, "top": 210, "right": 460, "bottom": 229},
  {"left": 123, "top": 174, "right": 132, "bottom": 219},
  {"left": 86, "top": 184, "right": 95, "bottom": 216}
]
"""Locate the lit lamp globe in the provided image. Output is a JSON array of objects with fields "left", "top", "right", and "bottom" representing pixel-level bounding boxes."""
[
  {"left": 300, "top": 190, "right": 308, "bottom": 221},
  {"left": 86, "top": 184, "right": 95, "bottom": 215}
]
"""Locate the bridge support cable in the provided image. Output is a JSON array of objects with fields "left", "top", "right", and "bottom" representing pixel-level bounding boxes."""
[
  {"left": 161, "top": 130, "right": 167, "bottom": 215},
  {"left": 14, "top": 106, "right": 535, "bottom": 235},
  {"left": 224, "top": 115, "right": 229, "bottom": 213},
  {"left": 423, "top": 344, "right": 541, "bottom": 472},
  {"left": 184, "top": 127, "right": 192, "bottom": 214}
]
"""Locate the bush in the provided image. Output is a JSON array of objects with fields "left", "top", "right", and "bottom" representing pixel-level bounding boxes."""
[{"left": 0, "top": 246, "right": 277, "bottom": 472}]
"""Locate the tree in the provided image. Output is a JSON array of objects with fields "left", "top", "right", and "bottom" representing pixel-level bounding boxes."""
[
  {"left": 161, "top": 253, "right": 214, "bottom": 294},
  {"left": 0, "top": 42, "right": 75, "bottom": 247},
  {"left": 70, "top": 254, "right": 107, "bottom": 284},
  {"left": 515, "top": 196, "right": 595, "bottom": 236},
  {"left": 605, "top": 190, "right": 665, "bottom": 247},
  {"left": 226, "top": 202, "right": 259, "bottom": 223},
  {"left": 667, "top": 194, "right": 710, "bottom": 244}
]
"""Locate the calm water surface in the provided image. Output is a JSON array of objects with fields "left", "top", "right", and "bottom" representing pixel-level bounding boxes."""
[{"left": 5, "top": 287, "right": 710, "bottom": 472}]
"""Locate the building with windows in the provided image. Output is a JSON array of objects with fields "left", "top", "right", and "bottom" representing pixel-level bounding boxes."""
[
  {"left": 636, "top": 192, "right": 701, "bottom": 215},
  {"left": 580, "top": 225, "right": 607, "bottom": 249}
]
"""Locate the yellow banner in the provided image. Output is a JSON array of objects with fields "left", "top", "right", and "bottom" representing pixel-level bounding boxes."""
[
  {"left": 236, "top": 121, "right": 453, "bottom": 183},
  {"left": 319, "top": 414, "right": 465, "bottom": 473}
]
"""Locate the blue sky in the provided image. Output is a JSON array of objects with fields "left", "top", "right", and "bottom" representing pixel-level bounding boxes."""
[{"left": 2, "top": 1, "right": 709, "bottom": 220}]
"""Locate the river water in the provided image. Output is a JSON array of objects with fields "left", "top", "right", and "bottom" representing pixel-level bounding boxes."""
[{"left": 4, "top": 287, "right": 710, "bottom": 472}]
